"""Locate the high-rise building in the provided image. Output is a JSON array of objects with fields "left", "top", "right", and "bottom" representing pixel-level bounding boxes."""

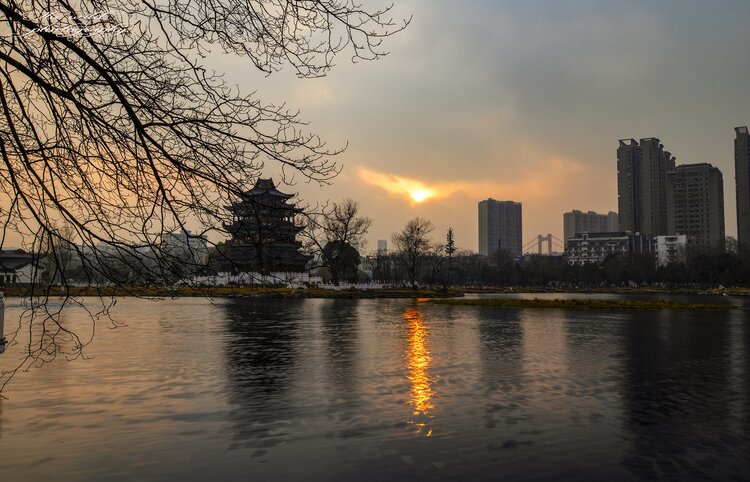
[
  {"left": 562, "top": 210, "right": 619, "bottom": 248},
  {"left": 377, "top": 239, "right": 388, "bottom": 255},
  {"left": 617, "top": 139, "right": 641, "bottom": 233},
  {"left": 478, "top": 199, "right": 522, "bottom": 257},
  {"left": 667, "top": 163, "right": 725, "bottom": 251},
  {"left": 617, "top": 137, "right": 675, "bottom": 236},
  {"left": 735, "top": 126, "right": 750, "bottom": 249}
]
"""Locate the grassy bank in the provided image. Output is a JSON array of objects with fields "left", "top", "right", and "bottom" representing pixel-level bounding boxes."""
[
  {"left": 2, "top": 285, "right": 462, "bottom": 299},
  {"left": 423, "top": 298, "right": 736, "bottom": 311},
  {"left": 461, "top": 287, "right": 750, "bottom": 296}
]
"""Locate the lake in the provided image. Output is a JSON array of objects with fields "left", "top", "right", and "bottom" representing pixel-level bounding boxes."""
[{"left": 1, "top": 294, "right": 749, "bottom": 481}]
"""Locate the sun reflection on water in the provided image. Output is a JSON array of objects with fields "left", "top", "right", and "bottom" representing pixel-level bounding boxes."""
[{"left": 403, "top": 307, "right": 434, "bottom": 432}]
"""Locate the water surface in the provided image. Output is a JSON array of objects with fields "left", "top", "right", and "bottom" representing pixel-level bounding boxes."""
[{"left": 1, "top": 296, "right": 748, "bottom": 480}]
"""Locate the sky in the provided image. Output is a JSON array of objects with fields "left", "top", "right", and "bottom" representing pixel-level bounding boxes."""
[
  {"left": 210, "top": 0, "right": 750, "bottom": 253},
  {"left": 6, "top": 0, "right": 750, "bottom": 253}
]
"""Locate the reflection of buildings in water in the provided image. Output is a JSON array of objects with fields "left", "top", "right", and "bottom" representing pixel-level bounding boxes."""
[
  {"left": 562, "top": 311, "right": 621, "bottom": 399},
  {"left": 403, "top": 307, "right": 433, "bottom": 434},
  {"left": 476, "top": 308, "right": 528, "bottom": 430},
  {"left": 744, "top": 312, "right": 750, "bottom": 439},
  {"left": 221, "top": 298, "right": 305, "bottom": 450},
  {"left": 477, "top": 307, "right": 524, "bottom": 389},
  {"left": 618, "top": 310, "right": 742, "bottom": 479},
  {"left": 319, "top": 299, "right": 360, "bottom": 394}
]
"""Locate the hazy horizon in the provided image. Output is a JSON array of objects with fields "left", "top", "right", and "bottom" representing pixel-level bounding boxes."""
[
  {"left": 212, "top": 0, "right": 750, "bottom": 252},
  {"left": 3, "top": 0, "right": 750, "bottom": 254}
]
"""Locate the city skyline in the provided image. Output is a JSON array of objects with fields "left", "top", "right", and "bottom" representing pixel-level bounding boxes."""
[
  {"left": 207, "top": 1, "right": 750, "bottom": 251},
  {"left": 2, "top": 2, "right": 749, "bottom": 254}
]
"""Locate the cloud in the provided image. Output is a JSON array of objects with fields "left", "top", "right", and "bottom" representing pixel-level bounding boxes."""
[{"left": 358, "top": 152, "right": 590, "bottom": 206}]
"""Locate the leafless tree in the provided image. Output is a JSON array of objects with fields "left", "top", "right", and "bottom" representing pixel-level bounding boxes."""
[
  {"left": 423, "top": 242, "right": 445, "bottom": 287},
  {"left": 322, "top": 199, "right": 372, "bottom": 247},
  {"left": 301, "top": 198, "right": 371, "bottom": 280},
  {"left": 38, "top": 220, "right": 77, "bottom": 285},
  {"left": 0, "top": 0, "right": 407, "bottom": 391},
  {"left": 304, "top": 199, "right": 372, "bottom": 247},
  {"left": 392, "top": 217, "right": 433, "bottom": 288}
]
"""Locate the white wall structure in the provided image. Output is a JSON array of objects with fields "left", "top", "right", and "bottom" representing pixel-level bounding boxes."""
[
  {"left": 655, "top": 235, "right": 687, "bottom": 267},
  {"left": 192, "top": 271, "right": 322, "bottom": 288},
  {"left": 163, "top": 230, "right": 210, "bottom": 266},
  {"left": 565, "top": 232, "right": 630, "bottom": 265}
]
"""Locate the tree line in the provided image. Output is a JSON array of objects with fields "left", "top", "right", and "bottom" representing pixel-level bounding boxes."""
[{"left": 38, "top": 200, "right": 750, "bottom": 289}]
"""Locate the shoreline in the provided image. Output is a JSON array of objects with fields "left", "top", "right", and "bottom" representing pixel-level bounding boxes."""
[
  {"left": 2, "top": 285, "right": 748, "bottom": 299},
  {"left": 424, "top": 297, "right": 737, "bottom": 311},
  {"left": 0, "top": 285, "right": 462, "bottom": 299},
  {"left": 460, "top": 286, "right": 750, "bottom": 296}
]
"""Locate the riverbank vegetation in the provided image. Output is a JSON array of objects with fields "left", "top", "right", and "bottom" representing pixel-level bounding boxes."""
[
  {"left": 424, "top": 298, "right": 737, "bottom": 311},
  {"left": 2, "top": 285, "right": 461, "bottom": 299},
  {"left": 371, "top": 247, "right": 750, "bottom": 290}
]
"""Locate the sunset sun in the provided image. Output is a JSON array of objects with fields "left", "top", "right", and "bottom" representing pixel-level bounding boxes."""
[
  {"left": 410, "top": 189, "right": 432, "bottom": 203},
  {"left": 358, "top": 168, "right": 444, "bottom": 205}
]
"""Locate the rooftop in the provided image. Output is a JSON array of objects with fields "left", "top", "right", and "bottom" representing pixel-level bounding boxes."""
[{"left": 242, "top": 178, "right": 294, "bottom": 199}]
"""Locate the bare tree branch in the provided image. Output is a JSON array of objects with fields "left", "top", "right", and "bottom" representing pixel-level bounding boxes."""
[{"left": 0, "top": 0, "right": 408, "bottom": 391}]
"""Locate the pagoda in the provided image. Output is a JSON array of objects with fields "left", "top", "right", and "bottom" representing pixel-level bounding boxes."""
[{"left": 223, "top": 178, "right": 311, "bottom": 274}]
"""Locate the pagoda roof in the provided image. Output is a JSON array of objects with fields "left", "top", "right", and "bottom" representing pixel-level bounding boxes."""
[
  {"left": 0, "top": 249, "right": 35, "bottom": 272},
  {"left": 242, "top": 178, "right": 294, "bottom": 199}
]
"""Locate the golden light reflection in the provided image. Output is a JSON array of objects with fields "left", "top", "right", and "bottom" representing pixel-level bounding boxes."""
[{"left": 403, "top": 307, "right": 434, "bottom": 418}]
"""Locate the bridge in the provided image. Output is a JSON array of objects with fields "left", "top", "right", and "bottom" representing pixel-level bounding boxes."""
[{"left": 522, "top": 234, "right": 565, "bottom": 255}]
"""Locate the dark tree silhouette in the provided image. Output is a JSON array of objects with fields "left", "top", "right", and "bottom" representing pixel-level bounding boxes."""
[
  {"left": 0, "top": 0, "right": 407, "bottom": 391},
  {"left": 302, "top": 197, "right": 371, "bottom": 281},
  {"left": 392, "top": 217, "right": 433, "bottom": 288},
  {"left": 322, "top": 240, "right": 359, "bottom": 284},
  {"left": 445, "top": 227, "right": 455, "bottom": 287}
]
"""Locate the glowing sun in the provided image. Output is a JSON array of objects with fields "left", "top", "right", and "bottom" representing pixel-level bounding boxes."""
[
  {"left": 410, "top": 189, "right": 433, "bottom": 203},
  {"left": 359, "top": 168, "right": 446, "bottom": 205}
]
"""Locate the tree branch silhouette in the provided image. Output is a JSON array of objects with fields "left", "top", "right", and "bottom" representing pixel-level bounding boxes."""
[{"left": 0, "top": 0, "right": 408, "bottom": 391}]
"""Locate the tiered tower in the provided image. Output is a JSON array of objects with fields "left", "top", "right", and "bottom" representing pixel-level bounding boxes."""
[{"left": 224, "top": 178, "right": 310, "bottom": 273}]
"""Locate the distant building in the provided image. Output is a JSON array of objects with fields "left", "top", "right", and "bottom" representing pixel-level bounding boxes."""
[
  {"left": 565, "top": 231, "right": 660, "bottom": 266},
  {"left": 0, "top": 249, "right": 36, "bottom": 284},
  {"left": 565, "top": 232, "right": 630, "bottom": 265},
  {"left": 223, "top": 178, "right": 310, "bottom": 274},
  {"left": 478, "top": 199, "right": 522, "bottom": 257},
  {"left": 377, "top": 239, "right": 388, "bottom": 255},
  {"left": 617, "top": 138, "right": 675, "bottom": 236},
  {"left": 655, "top": 235, "right": 687, "bottom": 266},
  {"left": 562, "top": 210, "right": 619, "bottom": 248},
  {"left": 735, "top": 126, "right": 750, "bottom": 249},
  {"left": 666, "top": 163, "right": 725, "bottom": 252},
  {"left": 163, "top": 230, "right": 209, "bottom": 266},
  {"left": 629, "top": 233, "right": 654, "bottom": 255},
  {"left": 617, "top": 139, "right": 641, "bottom": 234}
]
